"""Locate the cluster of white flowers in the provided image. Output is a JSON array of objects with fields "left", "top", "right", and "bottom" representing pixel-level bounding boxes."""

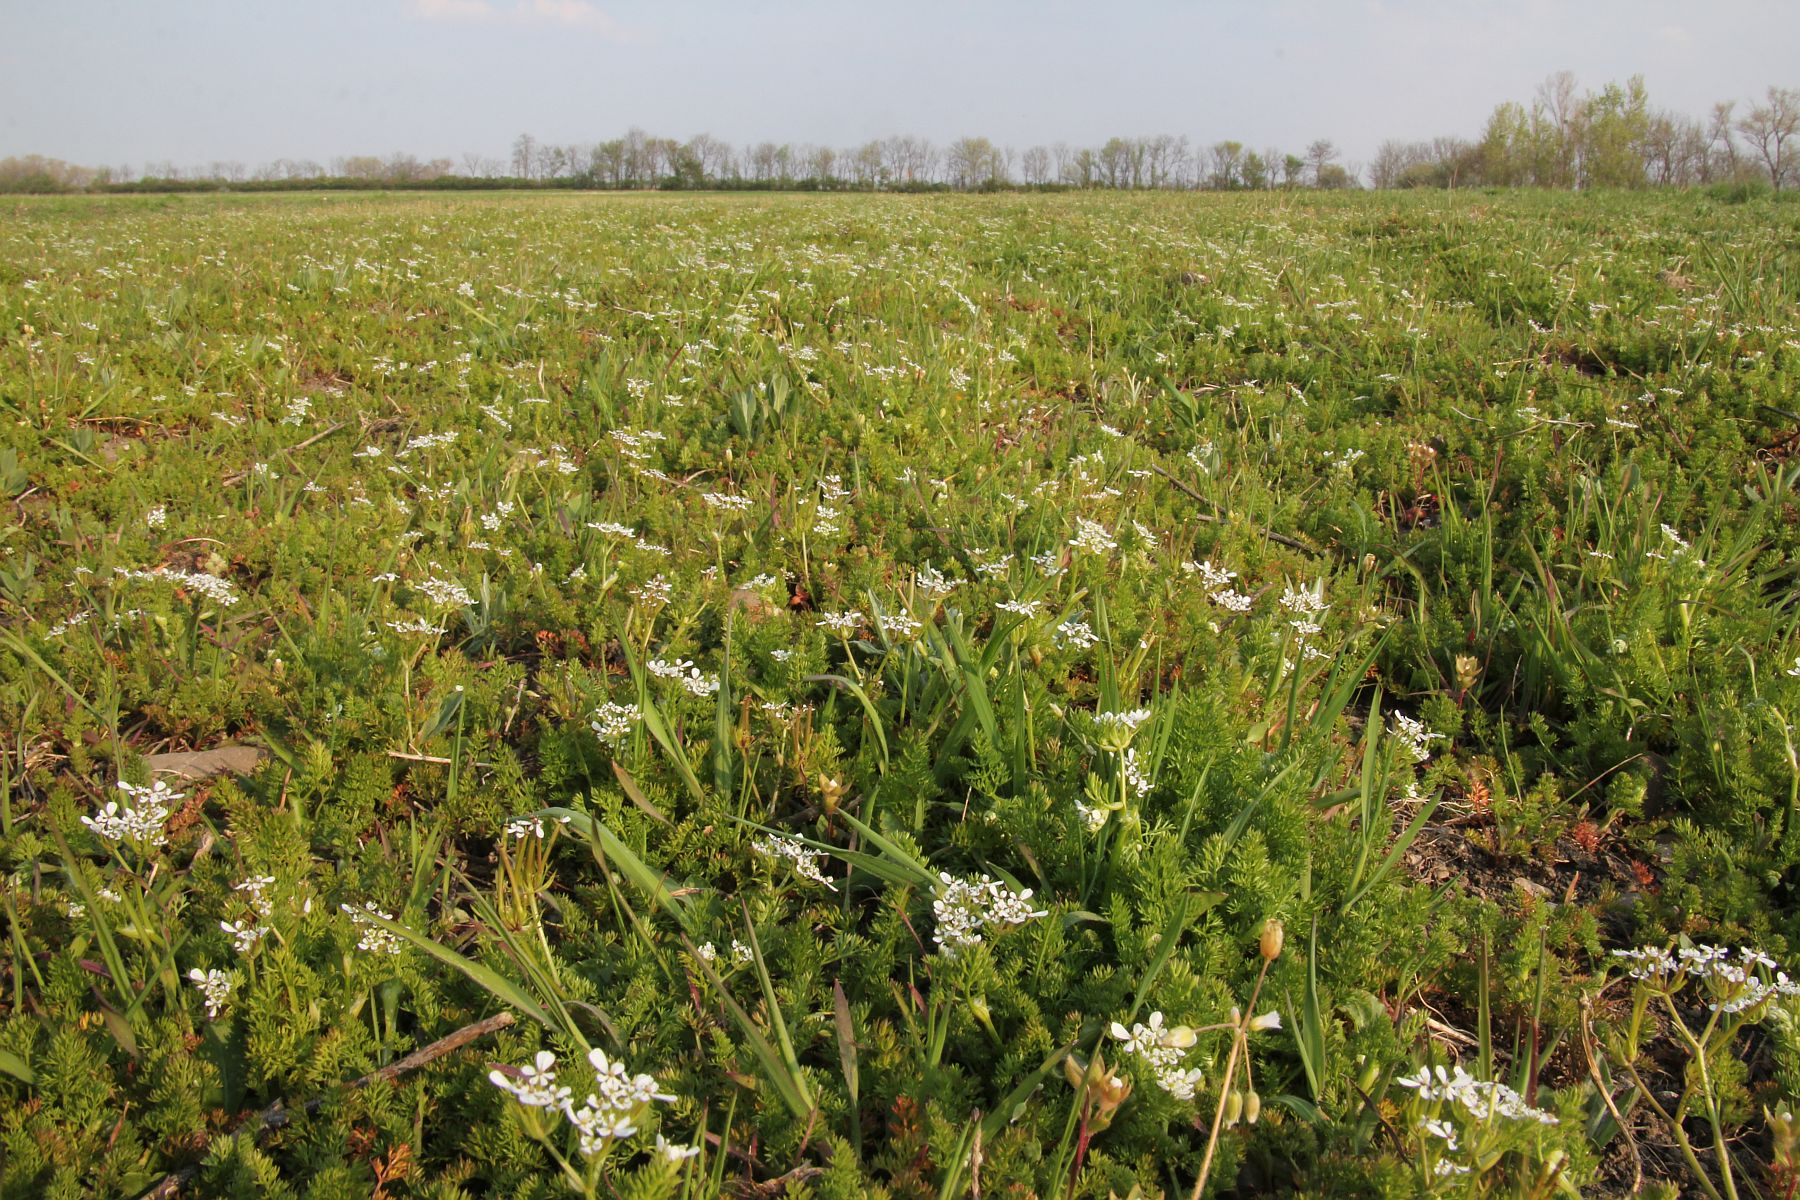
[
  {"left": 145, "top": 505, "right": 168, "bottom": 529},
  {"left": 1056, "top": 618, "right": 1098, "bottom": 650},
  {"left": 1069, "top": 517, "right": 1118, "bottom": 555},
  {"left": 590, "top": 701, "right": 642, "bottom": 745},
  {"left": 565, "top": 1049, "right": 678, "bottom": 1155},
  {"left": 1122, "top": 748, "right": 1152, "bottom": 799},
  {"left": 932, "top": 872, "right": 1046, "bottom": 954},
  {"left": 1093, "top": 709, "right": 1152, "bottom": 736},
  {"left": 341, "top": 902, "right": 404, "bottom": 955},
  {"left": 1185, "top": 560, "right": 1235, "bottom": 589},
  {"left": 630, "top": 575, "right": 672, "bottom": 605},
  {"left": 116, "top": 565, "right": 241, "bottom": 608},
  {"left": 415, "top": 574, "right": 474, "bottom": 608},
  {"left": 696, "top": 940, "right": 754, "bottom": 966},
  {"left": 914, "top": 563, "right": 958, "bottom": 599},
  {"left": 384, "top": 616, "right": 445, "bottom": 635},
  {"left": 398, "top": 430, "right": 459, "bottom": 455},
  {"left": 1210, "top": 587, "right": 1253, "bottom": 612},
  {"left": 1110, "top": 1011, "right": 1204, "bottom": 1099},
  {"left": 490, "top": 1049, "right": 573, "bottom": 1109},
  {"left": 996, "top": 598, "right": 1041, "bottom": 617},
  {"left": 477, "top": 500, "right": 516, "bottom": 532},
  {"left": 506, "top": 815, "right": 546, "bottom": 839},
  {"left": 753, "top": 833, "right": 837, "bottom": 890},
  {"left": 1396, "top": 1064, "right": 1558, "bottom": 1125},
  {"left": 82, "top": 779, "right": 181, "bottom": 845},
  {"left": 1418, "top": 1113, "right": 1472, "bottom": 1178},
  {"left": 1389, "top": 712, "right": 1444, "bottom": 764},
  {"left": 490, "top": 1049, "right": 690, "bottom": 1160},
  {"left": 876, "top": 609, "right": 923, "bottom": 642},
  {"left": 1611, "top": 943, "right": 1800, "bottom": 1014},
  {"left": 647, "top": 658, "right": 720, "bottom": 698},
  {"left": 1645, "top": 523, "right": 1702, "bottom": 566},
  {"left": 235, "top": 874, "right": 277, "bottom": 919},
  {"left": 187, "top": 967, "right": 233, "bottom": 1020},
  {"left": 1185, "top": 559, "right": 1253, "bottom": 610},
  {"left": 1080, "top": 705, "right": 1152, "bottom": 752},
  {"left": 1279, "top": 581, "right": 1328, "bottom": 638},
  {"left": 220, "top": 918, "right": 268, "bottom": 954},
  {"left": 45, "top": 610, "right": 94, "bottom": 639},
  {"left": 1074, "top": 800, "right": 1109, "bottom": 832},
  {"left": 817, "top": 610, "right": 863, "bottom": 633},
  {"left": 701, "top": 492, "right": 754, "bottom": 513},
  {"left": 971, "top": 550, "right": 1013, "bottom": 579}
]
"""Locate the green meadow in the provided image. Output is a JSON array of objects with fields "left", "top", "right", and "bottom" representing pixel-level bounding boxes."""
[{"left": 5, "top": 188, "right": 1800, "bottom": 1198}]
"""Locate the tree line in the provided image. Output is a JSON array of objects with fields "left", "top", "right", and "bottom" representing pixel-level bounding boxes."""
[{"left": 4, "top": 74, "right": 1795, "bottom": 195}]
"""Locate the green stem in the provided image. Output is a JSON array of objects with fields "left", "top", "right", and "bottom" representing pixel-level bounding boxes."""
[
  {"left": 1623, "top": 1057, "right": 1725, "bottom": 1200},
  {"left": 1190, "top": 959, "right": 1270, "bottom": 1200}
]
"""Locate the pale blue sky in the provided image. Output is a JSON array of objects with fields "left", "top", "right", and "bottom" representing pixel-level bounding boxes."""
[{"left": 4, "top": 1, "right": 1795, "bottom": 170}]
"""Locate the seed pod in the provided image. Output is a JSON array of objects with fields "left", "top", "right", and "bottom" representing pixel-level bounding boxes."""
[
  {"left": 1223, "top": 1090, "right": 1244, "bottom": 1128},
  {"left": 1244, "top": 1090, "right": 1262, "bottom": 1125},
  {"left": 1260, "top": 918, "right": 1284, "bottom": 962}
]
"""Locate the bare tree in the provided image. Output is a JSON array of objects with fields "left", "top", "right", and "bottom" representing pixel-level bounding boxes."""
[
  {"left": 1705, "top": 101, "right": 1739, "bottom": 181},
  {"left": 1167, "top": 135, "right": 1192, "bottom": 187},
  {"left": 883, "top": 136, "right": 935, "bottom": 184},
  {"left": 1535, "top": 71, "right": 1582, "bottom": 187},
  {"left": 685, "top": 134, "right": 734, "bottom": 182},
  {"left": 1430, "top": 137, "right": 1478, "bottom": 188},
  {"left": 1738, "top": 86, "right": 1800, "bottom": 190},
  {"left": 851, "top": 140, "right": 885, "bottom": 187},
  {"left": 1097, "top": 137, "right": 1142, "bottom": 188},
  {"left": 946, "top": 137, "right": 1004, "bottom": 189},
  {"left": 1061, "top": 146, "right": 1096, "bottom": 187},
  {"left": 1304, "top": 139, "right": 1339, "bottom": 186},
  {"left": 1241, "top": 149, "right": 1269, "bottom": 190},
  {"left": 1020, "top": 145, "right": 1051, "bottom": 185},
  {"left": 511, "top": 133, "right": 536, "bottom": 179},
  {"left": 1368, "top": 140, "right": 1416, "bottom": 189},
  {"left": 1206, "top": 141, "right": 1245, "bottom": 190}
]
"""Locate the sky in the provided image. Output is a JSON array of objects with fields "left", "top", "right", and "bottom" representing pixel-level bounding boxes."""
[{"left": 4, "top": 0, "right": 1797, "bottom": 172}]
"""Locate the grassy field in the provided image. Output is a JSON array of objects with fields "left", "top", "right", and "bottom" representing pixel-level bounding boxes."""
[{"left": 4, "top": 188, "right": 1800, "bottom": 1198}]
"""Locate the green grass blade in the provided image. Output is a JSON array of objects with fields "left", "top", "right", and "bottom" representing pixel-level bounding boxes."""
[
  {"left": 542, "top": 806, "right": 696, "bottom": 935},
  {"left": 357, "top": 909, "right": 555, "bottom": 1032}
]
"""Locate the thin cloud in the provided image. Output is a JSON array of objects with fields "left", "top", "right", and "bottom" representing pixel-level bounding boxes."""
[
  {"left": 411, "top": 0, "right": 495, "bottom": 19},
  {"left": 525, "top": 0, "right": 621, "bottom": 33},
  {"left": 409, "top": 0, "right": 625, "bottom": 36}
]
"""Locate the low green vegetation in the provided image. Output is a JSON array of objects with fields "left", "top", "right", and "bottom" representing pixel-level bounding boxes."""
[{"left": 4, "top": 188, "right": 1800, "bottom": 1197}]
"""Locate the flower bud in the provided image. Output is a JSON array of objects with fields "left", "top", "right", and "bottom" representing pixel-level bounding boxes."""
[
  {"left": 1357, "top": 1058, "right": 1381, "bottom": 1093},
  {"left": 1260, "top": 918, "right": 1284, "bottom": 962},
  {"left": 1250, "top": 1010, "right": 1283, "bottom": 1032},
  {"left": 967, "top": 994, "right": 997, "bottom": 1039},
  {"left": 1222, "top": 1090, "right": 1244, "bottom": 1128},
  {"left": 1244, "top": 1090, "right": 1262, "bottom": 1125}
]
